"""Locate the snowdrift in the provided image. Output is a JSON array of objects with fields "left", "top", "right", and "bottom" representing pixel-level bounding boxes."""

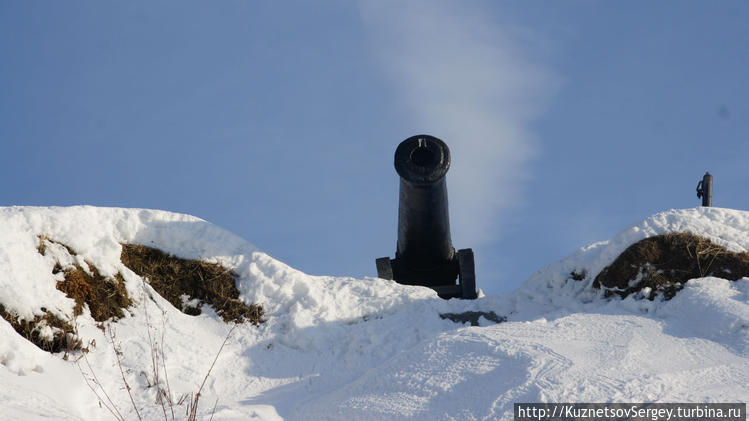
[{"left": 0, "top": 206, "right": 747, "bottom": 420}]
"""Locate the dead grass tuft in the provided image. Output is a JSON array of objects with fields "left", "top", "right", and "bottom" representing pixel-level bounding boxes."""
[
  {"left": 593, "top": 232, "right": 749, "bottom": 299},
  {"left": 0, "top": 237, "right": 134, "bottom": 354},
  {"left": 0, "top": 303, "right": 81, "bottom": 354},
  {"left": 56, "top": 267, "right": 132, "bottom": 321},
  {"left": 120, "top": 244, "right": 263, "bottom": 325},
  {"left": 39, "top": 236, "right": 133, "bottom": 322},
  {"left": 0, "top": 236, "right": 134, "bottom": 354},
  {"left": 2, "top": 238, "right": 262, "bottom": 358}
]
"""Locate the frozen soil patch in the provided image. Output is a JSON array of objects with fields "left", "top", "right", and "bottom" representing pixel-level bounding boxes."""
[
  {"left": 593, "top": 232, "right": 749, "bottom": 299},
  {"left": 120, "top": 244, "right": 263, "bottom": 325}
]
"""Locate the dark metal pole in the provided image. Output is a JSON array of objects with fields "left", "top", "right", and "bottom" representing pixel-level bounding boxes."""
[{"left": 696, "top": 172, "right": 713, "bottom": 207}]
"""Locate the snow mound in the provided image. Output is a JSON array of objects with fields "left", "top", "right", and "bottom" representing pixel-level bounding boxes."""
[
  {"left": 516, "top": 207, "right": 749, "bottom": 309},
  {"left": 0, "top": 206, "right": 747, "bottom": 420}
]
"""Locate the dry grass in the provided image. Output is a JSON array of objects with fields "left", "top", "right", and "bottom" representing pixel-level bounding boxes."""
[
  {"left": 593, "top": 232, "right": 749, "bottom": 299},
  {"left": 56, "top": 267, "right": 132, "bottom": 321},
  {"left": 0, "top": 236, "right": 133, "bottom": 354},
  {"left": 41, "top": 236, "right": 133, "bottom": 323},
  {"left": 0, "top": 303, "right": 80, "bottom": 354},
  {"left": 121, "top": 244, "right": 263, "bottom": 325},
  {"left": 1, "top": 239, "right": 262, "bottom": 356}
]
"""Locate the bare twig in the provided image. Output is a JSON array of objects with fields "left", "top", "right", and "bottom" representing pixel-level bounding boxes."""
[
  {"left": 108, "top": 326, "right": 143, "bottom": 421},
  {"left": 209, "top": 397, "right": 219, "bottom": 421},
  {"left": 142, "top": 284, "right": 170, "bottom": 421},
  {"left": 188, "top": 325, "right": 235, "bottom": 421},
  {"left": 160, "top": 315, "right": 176, "bottom": 420},
  {"left": 702, "top": 244, "right": 724, "bottom": 276},
  {"left": 80, "top": 277, "right": 236, "bottom": 421},
  {"left": 692, "top": 241, "right": 725, "bottom": 277},
  {"left": 77, "top": 351, "right": 126, "bottom": 421},
  {"left": 142, "top": 280, "right": 177, "bottom": 421},
  {"left": 197, "top": 325, "right": 235, "bottom": 397}
]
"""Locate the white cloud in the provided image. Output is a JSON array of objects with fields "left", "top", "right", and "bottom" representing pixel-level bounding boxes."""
[{"left": 360, "top": 1, "right": 557, "bottom": 247}]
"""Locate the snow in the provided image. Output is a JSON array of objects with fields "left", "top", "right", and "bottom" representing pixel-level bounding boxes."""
[{"left": 0, "top": 206, "right": 747, "bottom": 420}]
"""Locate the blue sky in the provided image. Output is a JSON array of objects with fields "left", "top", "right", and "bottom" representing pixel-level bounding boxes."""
[{"left": 2, "top": 1, "right": 748, "bottom": 295}]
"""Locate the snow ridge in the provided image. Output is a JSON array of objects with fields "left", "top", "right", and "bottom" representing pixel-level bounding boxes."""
[{"left": 0, "top": 206, "right": 747, "bottom": 420}]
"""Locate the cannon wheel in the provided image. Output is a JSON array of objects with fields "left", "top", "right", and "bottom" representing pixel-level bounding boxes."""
[
  {"left": 458, "top": 249, "right": 477, "bottom": 299},
  {"left": 376, "top": 257, "right": 394, "bottom": 280}
]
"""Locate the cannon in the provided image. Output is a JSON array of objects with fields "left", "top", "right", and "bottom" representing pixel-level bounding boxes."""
[{"left": 376, "top": 135, "right": 477, "bottom": 299}]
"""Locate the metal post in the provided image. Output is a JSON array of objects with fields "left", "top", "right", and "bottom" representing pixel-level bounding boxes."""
[{"left": 696, "top": 172, "right": 713, "bottom": 207}]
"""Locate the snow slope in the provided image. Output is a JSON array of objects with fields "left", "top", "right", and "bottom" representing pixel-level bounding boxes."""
[{"left": 0, "top": 206, "right": 747, "bottom": 420}]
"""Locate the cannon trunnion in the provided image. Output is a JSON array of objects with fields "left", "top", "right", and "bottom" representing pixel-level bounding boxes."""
[{"left": 376, "top": 135, "right": 477, "bottom": 299}]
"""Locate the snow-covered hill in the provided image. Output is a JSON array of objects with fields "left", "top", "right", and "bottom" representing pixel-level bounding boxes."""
[{"left": 0, "top": 206, "right": 747, "bottom": 420}]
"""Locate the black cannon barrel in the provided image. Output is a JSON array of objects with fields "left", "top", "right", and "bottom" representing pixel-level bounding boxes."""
[
  {"left": 376, "top": 135, "right": 477, "bottom": 299},
  {"left": 395, "top": 135, "right": 454, "bottom": 269}
]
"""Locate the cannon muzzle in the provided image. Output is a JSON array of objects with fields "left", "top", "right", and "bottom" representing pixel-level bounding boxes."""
[{"left": 376, "top": 135, "right": 477, "bottom": 299}]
